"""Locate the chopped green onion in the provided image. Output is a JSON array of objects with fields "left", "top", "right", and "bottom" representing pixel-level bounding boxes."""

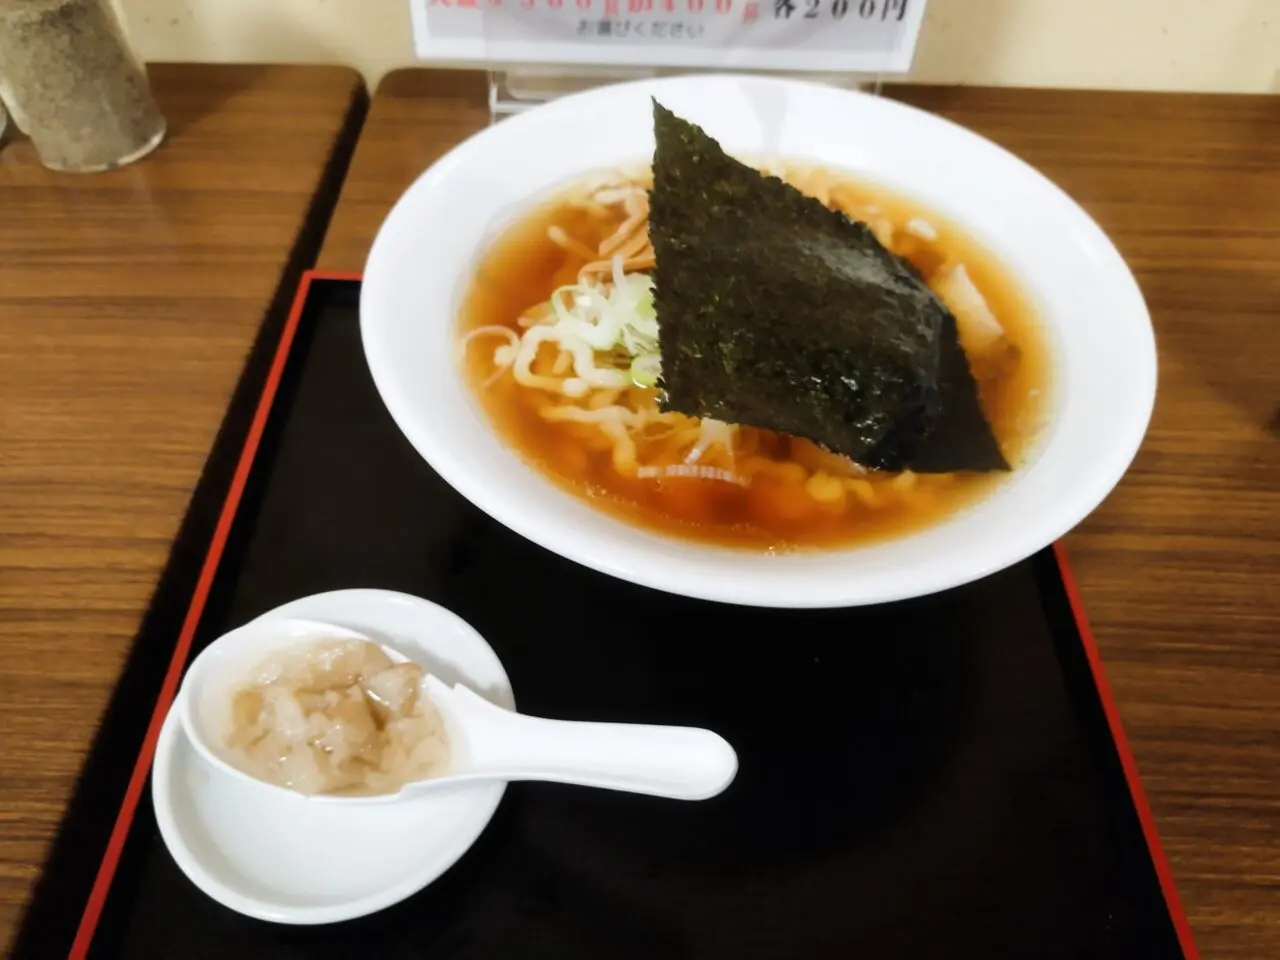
[{"left": 629, "top": 353, "right": 662, "bottom": 388}]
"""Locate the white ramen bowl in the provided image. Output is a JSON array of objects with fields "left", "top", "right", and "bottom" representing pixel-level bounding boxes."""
[{"left": 361, "top": 74, "right": 1155, "bottom": 609}]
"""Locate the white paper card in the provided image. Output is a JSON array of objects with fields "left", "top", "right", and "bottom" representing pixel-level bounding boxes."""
[{"left": 410, "top": 0, "right": 928, "bottom": 73}]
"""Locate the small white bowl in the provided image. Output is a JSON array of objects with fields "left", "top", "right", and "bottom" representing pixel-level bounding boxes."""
[
  {"left": 151, "top": 589, "right": 513, "bottom": 924},
  {"left": 361, "top": 73, "right": 1156, "bottom": 608}
]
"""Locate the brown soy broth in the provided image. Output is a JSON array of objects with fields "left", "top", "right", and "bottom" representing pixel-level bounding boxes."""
[{"left": 460, "top": 167, "right": 1052, "bottom": 551}]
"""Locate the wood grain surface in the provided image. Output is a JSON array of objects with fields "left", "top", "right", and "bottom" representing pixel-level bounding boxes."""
[
  {"left": 318, "top": 70, "right": 1280, "bottom": 957},
  {"left": 0, "top": 63, "right": 364, "bottom": 950}
]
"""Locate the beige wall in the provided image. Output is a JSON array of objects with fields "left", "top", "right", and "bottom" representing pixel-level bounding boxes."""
[{"left": 117, "top": 0, "right": 1279, "bottom": 93}]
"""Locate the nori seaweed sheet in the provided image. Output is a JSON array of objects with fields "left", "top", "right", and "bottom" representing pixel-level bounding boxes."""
[{"left": 649, "top": 100, "right": 1007, "bottom": 473}]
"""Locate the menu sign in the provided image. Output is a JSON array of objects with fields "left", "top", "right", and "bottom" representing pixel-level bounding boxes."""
[{"left": 410, "top": 0, "right": 928, "bottom": 73}]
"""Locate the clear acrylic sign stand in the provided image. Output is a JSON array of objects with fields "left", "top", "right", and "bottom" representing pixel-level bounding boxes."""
[
  {"left": 408, "top": 0, "right": 926, "bottom": 122},
  {"left": 488, "top": 65, "right": 658, "bottom": 119},
  {"left": 487, "top": 65, "right": 885, "bottom": 123}
]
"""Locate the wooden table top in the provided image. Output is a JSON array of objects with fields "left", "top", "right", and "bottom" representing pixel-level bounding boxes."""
[
  {"left": 319, "top": 70, "right": 1280, "bottom": 957},
  {"left": 0, "top": 63, "right": 364, "bottom": 950}
]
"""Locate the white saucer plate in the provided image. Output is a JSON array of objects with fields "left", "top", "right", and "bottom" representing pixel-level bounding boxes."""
[{"left": 151, "top": 589, "right": 513, "bottom": 925}]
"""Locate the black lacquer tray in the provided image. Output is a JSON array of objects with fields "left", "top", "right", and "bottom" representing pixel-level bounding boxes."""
[{"left": 13, "top": 275, "right": 1197, "bottom": 960}]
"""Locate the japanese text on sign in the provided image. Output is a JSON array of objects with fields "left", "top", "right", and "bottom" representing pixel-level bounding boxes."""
[{"left": 410, "top": 0, "right": 927, "bottom": 73}]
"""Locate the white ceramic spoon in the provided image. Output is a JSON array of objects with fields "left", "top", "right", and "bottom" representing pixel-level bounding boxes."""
[{"left": 179, "top": 617, "right": 738, "bottom": 804}]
